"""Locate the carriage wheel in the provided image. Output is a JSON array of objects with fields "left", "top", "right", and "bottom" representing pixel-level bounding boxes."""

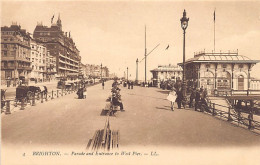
[{"left": 36, "top": 92, "right": 40, "bottom": 100}]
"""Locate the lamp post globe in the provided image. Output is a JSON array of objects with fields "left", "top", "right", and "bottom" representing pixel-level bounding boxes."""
[
  {"left": 180, "top": 9, "right": 189, "bottom": 30},
  {"left": 180, "top": 9, "right": 189, "bottom": 108}
]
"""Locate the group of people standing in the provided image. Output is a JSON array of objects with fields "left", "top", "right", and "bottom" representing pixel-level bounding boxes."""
[
  {"left": 76, "top": 86, "right": 87, "bottom": 99},
  {"left": 190, "top": 87, "right": 208, "bottom": 111},
  {"left": 167, "top": 88, "right": 185, "bottom": 110},
  {"left": 167, "top": 86, "right": 208, "bottom": 111},
  {"left": 123, "top": 80, "right": 134, "bottom": 89}
]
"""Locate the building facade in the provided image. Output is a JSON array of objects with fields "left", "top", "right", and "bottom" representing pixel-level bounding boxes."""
[
  {"left": 1, "top": 24, "right": 31, "bottom": 86},
  {"left": 30, "top": 39, "right": 47, "bottom": 82},
  {"left": 150, "top": 64, "right": 183, "bottom": 86},
  {"left": 102, "top": 66, "right": 109, "bottom": 78},
  {"left": 45, "top": 50, "right": 57, "bottom": 81},
  {"left": 80, "top": 62, "right": 87, "bottom": 78},
  {"left": 182, "top": 51, "right": 259, "bottom": 96},
  {"left": 85, "top": 64, "right": 109, "bottom": 79},
  {"left": 33, "top": 15, "right": 81, "bottom": 79}
]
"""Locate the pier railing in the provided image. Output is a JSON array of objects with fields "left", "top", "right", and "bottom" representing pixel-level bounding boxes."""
[
  {"left": 215, "top": 89, "right": 260, "bottom": 97},
  {"left": 199, "top": 98, "right": 260, "bottom": 133}
]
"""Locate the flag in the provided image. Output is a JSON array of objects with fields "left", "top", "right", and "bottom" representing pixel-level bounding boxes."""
[
  {"left": 51, "top": 14, "right": 55, "bottom": 24},
  {"left": 165, "top": 44, "right": 169, "bottom": 50},
  {"left": 214, "top": 10, "right": 215, "bottom": 22}
]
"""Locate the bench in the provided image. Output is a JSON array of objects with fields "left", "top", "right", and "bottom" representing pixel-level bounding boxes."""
[{"left": 104, "top": 101, "right": 120, "bottom": 116}]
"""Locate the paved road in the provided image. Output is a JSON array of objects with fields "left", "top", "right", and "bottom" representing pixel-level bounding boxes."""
[
  {"left": 2, "top": 80, "right": 260, "bottom": 149},
  {"left": 3, "top": 81, "right": 58, "bottom": 100}
]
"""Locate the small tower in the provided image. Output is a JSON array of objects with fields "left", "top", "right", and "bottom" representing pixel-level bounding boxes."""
[{"left": 57, "top": 13, "right": 62, "bottom": 30}]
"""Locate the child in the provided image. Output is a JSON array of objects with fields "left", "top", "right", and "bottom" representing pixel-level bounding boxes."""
[{"left": 167, "top": 88, "right": 177, "bottom": 111}]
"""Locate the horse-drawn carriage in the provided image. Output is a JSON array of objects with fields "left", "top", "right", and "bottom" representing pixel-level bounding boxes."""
[
  {"left": 15, "top": 85, "right": 47, "bottom": 103},
  {"left": 57, "top": 79, "right": 78, "bottom": 91},
  {"left": 65, "top": 81, "right": 75, "bottom": 91}
]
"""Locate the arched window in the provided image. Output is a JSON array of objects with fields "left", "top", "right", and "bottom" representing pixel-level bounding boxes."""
[{"left": 238, "top": 75, "right": 244, "bottom": 90}]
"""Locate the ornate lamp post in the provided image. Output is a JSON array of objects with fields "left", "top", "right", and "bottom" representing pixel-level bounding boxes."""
[
  {"left": 180, "top": 9, "right": 189, "bottom": 105},
  {"left": 100, "top": 63, "right": 102, "bottom": 80}
]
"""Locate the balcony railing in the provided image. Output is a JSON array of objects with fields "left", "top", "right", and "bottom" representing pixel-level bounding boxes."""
[{"left": 216, "top": 89, "right": 260, "bottom": 96}]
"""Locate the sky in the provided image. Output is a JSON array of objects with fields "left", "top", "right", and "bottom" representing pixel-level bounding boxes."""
[{"left": 1, "top": 0, "right": 260, "bottom": 80}]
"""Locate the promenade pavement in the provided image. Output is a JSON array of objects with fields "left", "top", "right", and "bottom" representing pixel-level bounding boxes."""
[{"left": 2, "top": 80, "right": 260, "bottom": 150}]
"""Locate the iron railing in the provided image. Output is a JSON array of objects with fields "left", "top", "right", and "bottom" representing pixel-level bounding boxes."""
[
  {"left": 1, "top": 82, "right": 101, "bottom": 115},
  {"left": 198, "top": 98, "right": 260, "bottom": 133}
]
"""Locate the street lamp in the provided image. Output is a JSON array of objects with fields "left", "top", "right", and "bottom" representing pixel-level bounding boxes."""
[
  {"left": 136, "top": 58, "right": 139, "bottom": 82},
  {"left": 180, "top": 9, "right": 189, "bottom": 104},
  {"left": 100, "top": 63, "right": 102, "bottom": 80},
  {"left": 127, "top": 67, "right": 128, "bottom": 81}
]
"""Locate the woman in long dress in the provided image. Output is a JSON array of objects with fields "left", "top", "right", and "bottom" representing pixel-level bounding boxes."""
[{"left": 167, "top": 88, "right": 177, "bottom": 111}]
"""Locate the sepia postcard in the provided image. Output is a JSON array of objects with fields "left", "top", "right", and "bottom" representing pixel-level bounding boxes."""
[{"left": 1, "top": 0, "right": 260, "bottom": 164}]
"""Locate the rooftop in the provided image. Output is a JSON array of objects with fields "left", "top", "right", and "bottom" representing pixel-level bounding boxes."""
[{"left": 151, "top": 64, "right": 182, "bottom": 72}]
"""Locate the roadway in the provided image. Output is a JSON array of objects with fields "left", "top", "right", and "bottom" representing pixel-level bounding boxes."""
[{"left": 2, "top": 80, "right": 260, "bottom": 148}]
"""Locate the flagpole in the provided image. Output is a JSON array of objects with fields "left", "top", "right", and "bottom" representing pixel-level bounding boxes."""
[
  {"left": 145, "top": 25, "right": 147, "bottom": 83},
  {"left": 214, "top": 9, "right": 216, "bottom": 53}
]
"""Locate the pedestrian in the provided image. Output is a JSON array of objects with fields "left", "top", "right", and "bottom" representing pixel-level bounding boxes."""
[
  {"left": 167, "top": 88, "right": 176, "bottom": 111},
  {"left": 102, "top": 80, "right": 105, "bottom": 90},
  {"left": 195, "top": 88, "right": 200, "bottom": 111},
  {"left": 112, "top": 80, "right": 118, "bottom": 87},
  {"left": 131, "top": 81, "right": 134, "bottom": 89},
  {"left": 176, "top": 88, "right": 183, "bottom": 109},
  {"left": 76, "top": 87, "right": 83, "bottom": 99},
  {"left": 201, "top": 88, "right": 207, "bottom": 105},
  {"left": 127, "top": 81, "right": 130, "bottom": 89},
  {"left": 189, "top": 88, "right": 196, "bottom": 108},
  {"left": 19, "top": 79, "right": 22, "bottom": 85}
]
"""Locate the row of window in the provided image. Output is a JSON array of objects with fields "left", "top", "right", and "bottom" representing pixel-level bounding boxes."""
[
  {"left": 2, "top": 37, "right": 14, "bottom": 42},
  {"left": 38, "top": 37, "right": 56, "bottom": 42},
  {"left": 31, "top": 45, "right": 46, "bottom": 51},
  {"left": 251, "top": 83, "right": 260, "bottom": 89},
  {"left": 2, "top": 44, "right": 17, "bottom": 49},
  {"left": 31, "top": 58, "right": 45, "bottom": 63},
  {"left": 205, "top": 64, "right": 244, "bottom": 69},
  {"left": 32, "top": 51, "right": 45, "bottom": 57},
  {"left": 2, "top": 31, "right": 14, "bottom": 35},
  {"left": 2, "top": 50, "right": 29, "bottom": 57},
  {"left": 31, "top": 65, "right": 46, "bottom": 70}
]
